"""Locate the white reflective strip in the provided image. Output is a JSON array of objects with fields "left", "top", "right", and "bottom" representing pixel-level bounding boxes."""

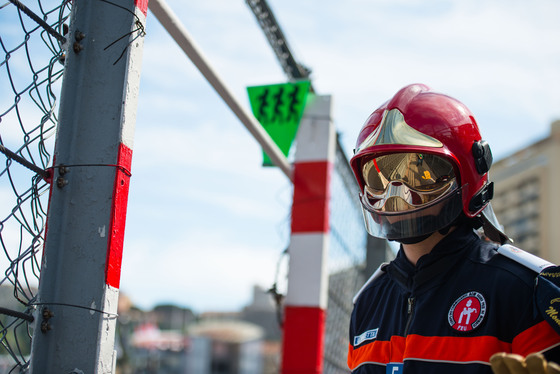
[
  {"left": 285, "top": 233, "right": 329, "bottom": 308},
  {"left": 498, "top": 244, "right": 555, "bottom": 273}
]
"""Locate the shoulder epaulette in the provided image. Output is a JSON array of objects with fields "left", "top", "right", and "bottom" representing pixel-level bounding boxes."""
[
  {"left": 496, "top": 245, "right": 560, "bottom": 335},
  {"left": 353, "top": 263, "right": 389, "bottom": 305},
  {"left": 497, "top": 244, "right": 554, "bottom": 273}
]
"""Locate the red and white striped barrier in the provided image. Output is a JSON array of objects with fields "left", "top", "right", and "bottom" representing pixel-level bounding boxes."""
[{"left": 282, "top": 95, "right": 335, "bottom": 374}]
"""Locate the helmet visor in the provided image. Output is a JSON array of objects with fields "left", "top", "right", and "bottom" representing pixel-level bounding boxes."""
[
  {"left": 361, "top": 153, "right": 457, "bottom": 211},
  {"left": 360, "top": 186, "right": 464, "bottom": 240}
]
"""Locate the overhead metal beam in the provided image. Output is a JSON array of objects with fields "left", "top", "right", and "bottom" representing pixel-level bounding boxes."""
[
  {"left": 246, "top": 0, "right": 313, "bottom": 88},
  {"left": 149, "top": 0, "right": 293, "bottom": 181}
]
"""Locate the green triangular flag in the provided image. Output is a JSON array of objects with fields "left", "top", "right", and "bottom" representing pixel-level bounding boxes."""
[{"left": 247, "top": 81, "right": 311, "bottom": 166}]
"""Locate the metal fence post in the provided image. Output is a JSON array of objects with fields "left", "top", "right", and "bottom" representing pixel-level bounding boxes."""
[
  {"left": 283, "top": 95, "right": 335, "bottom": 373},
  {"left": 29, "top": 1, "right": 148, "bottom": 372}
]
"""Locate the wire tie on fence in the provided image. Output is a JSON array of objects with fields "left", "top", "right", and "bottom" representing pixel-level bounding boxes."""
[
  {"left": 49, "top": 163, "right": 132, "bottom": 177},
  {"left": 100, "top": 0, "right": 146, "bottom": 65},
  {"left": 30, "top": 302, "right": 119, "bottom": 318},
  {"left": 8, "top": 0, "right": 67, "bottom": 45}
]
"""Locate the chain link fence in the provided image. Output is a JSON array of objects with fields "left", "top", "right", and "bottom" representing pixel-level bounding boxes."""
[
  {"left": 0, "top": 0, "right": 70, "bottom": 371},
  {"left": 0, "top": 1, "right": 371, "bottom": 372},
  {"left": 323, "top": 138, "right": 368, "bottom": 373}
]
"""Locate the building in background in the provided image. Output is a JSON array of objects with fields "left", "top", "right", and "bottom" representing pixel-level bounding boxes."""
[
  {"left": 187, "top": 320, "right": 264, "bottom": 374},
  {"left": 490, "top": 120, "right": 560, "bottom": 263},
  {"left": 115, "top": 286, "right": 281, "bottom": 374}
]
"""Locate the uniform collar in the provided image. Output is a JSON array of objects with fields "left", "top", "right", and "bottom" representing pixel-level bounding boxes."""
[{"left": 387, "top": 225, "right": 478, "bottom": 292}]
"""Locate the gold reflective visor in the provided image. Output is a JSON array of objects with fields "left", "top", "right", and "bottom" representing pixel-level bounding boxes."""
[
  {"left": 356, "top": 109, "right": 443, "bottom": 153},
  {"left": 361, "top": 153, "right": 457, "bottom": 211}
]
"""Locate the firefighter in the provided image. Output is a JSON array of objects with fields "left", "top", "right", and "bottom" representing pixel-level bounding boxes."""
[{"left": 347, "top": 83, "right": 560, "bottom": 373}]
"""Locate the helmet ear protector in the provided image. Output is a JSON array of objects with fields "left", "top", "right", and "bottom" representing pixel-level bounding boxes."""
[
  {"left": 469, "top": 140, "right": 494, "bottom": 213},
  {"left": 472, "top": 140, "right": 492, "bottom": 175}
]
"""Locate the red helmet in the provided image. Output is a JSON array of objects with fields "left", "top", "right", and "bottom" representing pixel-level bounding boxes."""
[{"left": 350, "top": 84, "right": 507, "bottom": 243}]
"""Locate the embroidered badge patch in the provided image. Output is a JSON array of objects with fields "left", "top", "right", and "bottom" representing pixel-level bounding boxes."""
[
  {"left": 535, "top": 266, "right": 560, "bottom": 335},
  {"left": 448, "top": 291, "right": 486, "bottom": 332}
]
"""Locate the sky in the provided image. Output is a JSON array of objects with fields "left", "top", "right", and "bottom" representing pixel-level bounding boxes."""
[
  {"left": 2, "top": 0, "right": 558, "bottom": 314},
  {"left": 117, "top": 0, "right": 560, "bottom": 313},
  {"left": 114, "top": 0, "right": 560, "bottom": 312}
]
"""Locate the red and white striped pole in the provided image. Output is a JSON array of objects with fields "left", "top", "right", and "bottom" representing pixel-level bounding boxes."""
[
  {"left": 282, "top": 95, "right": 335, "bottom": 373},
  {"left": 29, "top": 1, "right": 147, "bottom": 372}
]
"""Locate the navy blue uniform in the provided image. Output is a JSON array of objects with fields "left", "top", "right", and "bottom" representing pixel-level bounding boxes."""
[{"left": 348, "top": 225, "right": 560, "bottom": 373}]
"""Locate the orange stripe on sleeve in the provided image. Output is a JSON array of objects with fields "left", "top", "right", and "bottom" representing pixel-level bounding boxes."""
[
  {"left": 513, "top": 321, "right": 560, "bottom": 356},
  {"left": 348, "top": 334, "right": 512, "bottom": 369},
  {"left": 348, "top": 337, "right": 404, "bottom": 370},
  {"left": 405, "top": 335, "right": 511, "bottom": 362}
]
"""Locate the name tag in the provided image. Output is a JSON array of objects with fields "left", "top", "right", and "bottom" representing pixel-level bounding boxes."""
[
  {"left": 386, "top": 363, "right": 403, "bottom": 374},
  {"left": 353, "top": 328, "right": 378, "bottom": 346}
]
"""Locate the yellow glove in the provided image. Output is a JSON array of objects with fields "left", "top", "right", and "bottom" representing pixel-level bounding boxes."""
[{"left": 490, "top": 353, "right": 560, "bottom": 374}]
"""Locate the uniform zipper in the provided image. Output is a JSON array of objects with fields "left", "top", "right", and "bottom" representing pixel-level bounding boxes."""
[{"left": 404, "top": 296, "right": 415, "bottom": 336}]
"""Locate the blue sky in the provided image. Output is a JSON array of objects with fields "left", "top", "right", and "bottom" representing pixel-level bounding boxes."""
[
  {"left": 4, "top": 0, "right": 555, "bottom": 313},
  {"left": 1, "top": 0, "right": 558, "bottom": 314}
]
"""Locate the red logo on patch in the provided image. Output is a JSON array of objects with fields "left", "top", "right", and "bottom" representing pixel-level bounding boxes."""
[{"left": 448, "top": 291, "right": 486, "bottom": 332}]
